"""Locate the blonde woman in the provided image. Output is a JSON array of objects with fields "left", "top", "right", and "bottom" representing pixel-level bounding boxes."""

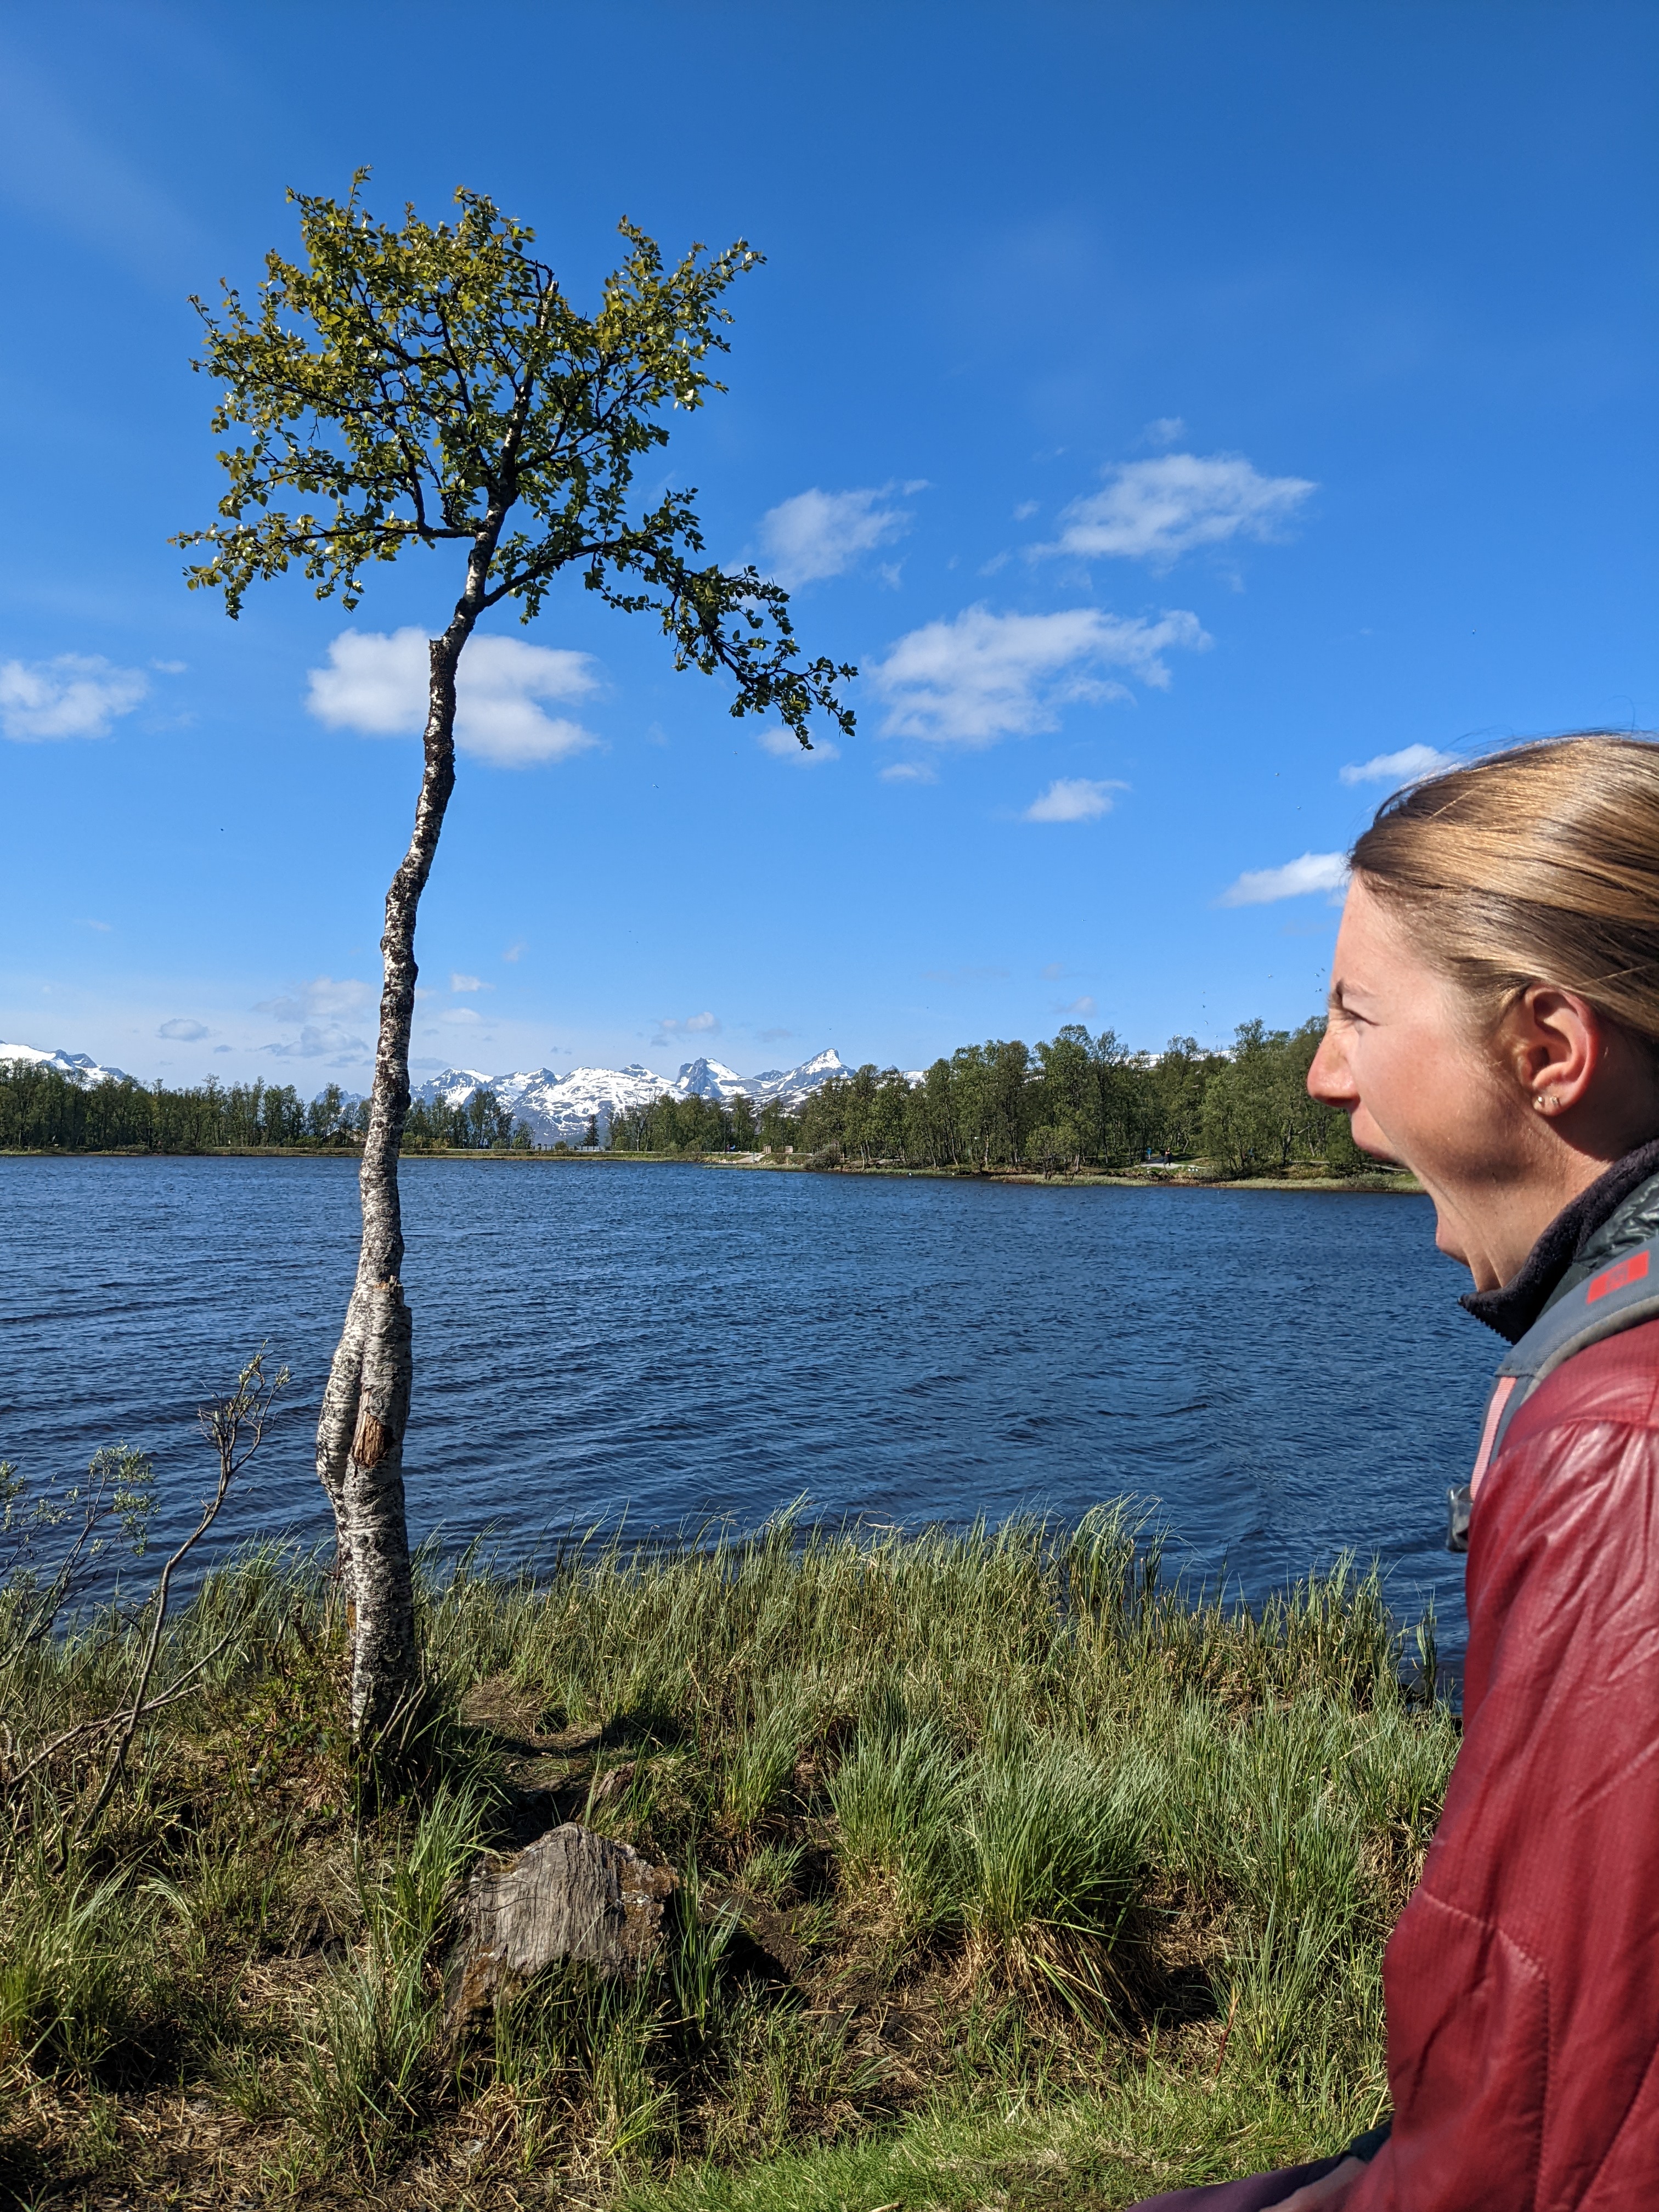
[{"left": 1136, "top": 735, "right": 1659, "bottom": 2211}]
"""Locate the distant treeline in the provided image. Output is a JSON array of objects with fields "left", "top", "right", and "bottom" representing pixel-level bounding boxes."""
[
  {"left": 2, "top": 1018, "right": 1363, "bottom": 1176},
  {"left": 612, "top": 1018, "right": 1365, "bottom": 1177},
  {"left": 0, "top": 1066, "right": 533, "bottom": 1155}
]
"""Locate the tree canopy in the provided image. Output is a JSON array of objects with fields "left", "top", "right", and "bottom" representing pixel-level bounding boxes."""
[{"left": 176, "top": 177, "right": 854, "bottom": 746}]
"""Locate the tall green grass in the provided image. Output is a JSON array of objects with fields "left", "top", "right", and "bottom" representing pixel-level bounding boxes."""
[{"left": 0, "top": 1511, "right": 1454, "bottom": 2206}]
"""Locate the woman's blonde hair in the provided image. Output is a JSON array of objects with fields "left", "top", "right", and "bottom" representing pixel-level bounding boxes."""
[{"left": 1351, "top": 733, "right": 1659, "bottom": 1046}]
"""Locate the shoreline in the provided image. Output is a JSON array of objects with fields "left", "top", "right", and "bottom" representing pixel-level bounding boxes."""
[
  {"left": 0, "top": 1159, "right": 1433, "bottom": 1194},
  {"left": 0, "top": 1144, "right": 1422, "bottom": 1193}
]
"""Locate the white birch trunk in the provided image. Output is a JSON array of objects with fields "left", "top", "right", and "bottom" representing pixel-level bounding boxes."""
[{"left": 315, "top": 611, "right": 475, "bottom": 1742}]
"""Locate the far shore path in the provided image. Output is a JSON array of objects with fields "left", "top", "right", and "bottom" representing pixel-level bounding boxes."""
[{"left": 0, "top": 1147, "right": 1421, "bottom": 1193}]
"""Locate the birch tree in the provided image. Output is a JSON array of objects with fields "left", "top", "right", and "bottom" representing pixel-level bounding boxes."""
[{"left": 177, "top": 179, "right": 853, "bottom": 1751}]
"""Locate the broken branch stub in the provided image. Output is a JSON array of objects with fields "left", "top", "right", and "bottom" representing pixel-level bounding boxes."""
[{"left": 444, "top": 1821, "right": 676, "bottom": 2034}]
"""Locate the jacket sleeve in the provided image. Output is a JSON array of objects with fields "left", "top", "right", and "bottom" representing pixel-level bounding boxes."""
[{"left": 1347, "top": 1383, "right": 1659, "bottom": 2212}]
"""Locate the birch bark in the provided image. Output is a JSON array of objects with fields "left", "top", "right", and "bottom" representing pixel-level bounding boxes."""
[{"left": 314, "top": 569, "right": 490, "bottom": 1739}]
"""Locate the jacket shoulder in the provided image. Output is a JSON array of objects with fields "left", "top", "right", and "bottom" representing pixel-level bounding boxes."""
[{"left": 1499, "top": 1313, "right": 1659, "bottom": 1458}]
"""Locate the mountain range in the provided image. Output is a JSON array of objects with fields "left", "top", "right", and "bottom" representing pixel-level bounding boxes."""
[
  {"left": 0, "top": 1039, "right": 861, "bottom": 1148},
  {"left": 413, "top": 1049, "right": 852, "bottom": 1145},
  {"left": 0, "top": 1041, "right": 133, "bottom": 1085}
]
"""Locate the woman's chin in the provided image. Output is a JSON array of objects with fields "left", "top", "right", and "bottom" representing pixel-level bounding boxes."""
[{"left": 1431, "top": 1209, "right": 1478, "bottom": 1273}]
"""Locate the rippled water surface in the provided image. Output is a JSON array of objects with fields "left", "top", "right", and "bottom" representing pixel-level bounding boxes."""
[{"left": 0, "top": 1156, "right": 1496, "bottom": 1643}]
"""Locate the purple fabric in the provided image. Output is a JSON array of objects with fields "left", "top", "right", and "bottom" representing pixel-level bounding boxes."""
[{"left": 1127, "top": 2154, "right": 1345, "bottom": 2211}]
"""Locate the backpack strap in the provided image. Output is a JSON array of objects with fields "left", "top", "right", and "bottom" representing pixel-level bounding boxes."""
[{"left": 1447, "top": 1233, "right": 1659, "bottom": 1553}]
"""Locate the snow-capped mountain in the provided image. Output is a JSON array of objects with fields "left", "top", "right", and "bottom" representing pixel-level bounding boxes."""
[
  {"left": 0, "top": 1035, "right": 857, "bottom": 1147},
  {"left": 0, "top": 1042, "right": 132, "bottom": 1086},
  {"left": 412, "top": 1049, "right": 852, "bottom": 1145},
  {"left": 664, "top": 1049, "right": 861, "bottom": 1109}
]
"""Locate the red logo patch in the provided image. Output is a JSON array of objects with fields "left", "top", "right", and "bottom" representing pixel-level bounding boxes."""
[{"left": 1588, "top": 1250, "right": 1651, "bottom": 1303}]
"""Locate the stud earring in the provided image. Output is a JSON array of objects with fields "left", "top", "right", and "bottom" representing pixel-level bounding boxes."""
[{"left": 1535, "top": 1092, "right": 1556, "bottom": 1113}]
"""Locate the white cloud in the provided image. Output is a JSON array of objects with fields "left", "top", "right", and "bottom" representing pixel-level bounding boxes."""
[
  {"left": 307, "top": 629, "right": 601, "bottom": 766},
  {"left": 758, "top": 486, "right": 914, "bottom": 588},
  {"left": 1012, "top": 500, "right": 1040, "bottom": 521},
  {"left": 1024, "top": 777, "right": 1125, "bottom": 823},
  {"left": 450, "top": 973, "right": 488, "bottom": 993},
  {"left": 1220, "top": 851, "right": 1350, "bottom": 906},
  {"left": 256, "top": 979, "right": 375, "bottom": 1061},
  {"left": 157, "top": 1018, "right": 208, "bottom": 1041},
  {"left": 1339, "top": 743, "right": 1459, "bottom": 787},
  {"left": 1060, "top": 994, "right": 1098, "bottom": 1016},
  {"left": 255, "top": 977, "right": 373, "bottom": 1023},
  {"left": 879, "top": 761, "right": 938, "bottom": 783},
  {"left": 654, "top": 1012, "right": 720, "bottom": 1041},
  {"left": 870, "top": 605, "right": 1209, "bottom": 747},
  {"left": 0, "top": 654, "right": 148, "bottom": 740},
  {"left": 758, "top": 726, "right": 840, "bottom": 763},
  {"left": 442, "top": 1007, "right": 482, "bottom": 1024},
  {"left": 503, "top": 941, "right": 527, "bottom": 963},
  {"left": 266, "top": 1024, "right": 370, "bottom": 1062},
  {"left": 1140, "top": 416, "right": 1188, "bottom": 448},
  {"left": 1032, "top": 453, "right": 1316, "bottom": 566}
]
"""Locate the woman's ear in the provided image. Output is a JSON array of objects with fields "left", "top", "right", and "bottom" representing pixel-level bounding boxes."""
[{"left": 1500, "top": 985, "right": 1601, "bottom": 1117}]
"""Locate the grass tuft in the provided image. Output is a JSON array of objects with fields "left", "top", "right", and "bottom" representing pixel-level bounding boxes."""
[{"left": 0, "top": 1513, "right": 1453, "bottom": 2207}]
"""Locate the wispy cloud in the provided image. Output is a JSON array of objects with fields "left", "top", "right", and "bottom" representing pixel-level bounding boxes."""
[
  {"left": 265, "top": 1025, "right": 371, "bottom": 1063},
  {"left": 870, "top": 605, "right": 1209, "bottom": 747},
  {"left": 1032, "top": 452, "right": 1315, "bottom": 566},
  {"left": 1220, "top": 851, "right": 1350, "bottom": 906},
  {"left": 254, "top": 976, "right": 374, "bottom": 1063},
  {"left": 0, "top": 654, "right": 148, "bottom": 741},
  {"left": 503, "top": 941, "right": 527, "bottom": 963},
  {"left": 757, "top": 484, "right": 918, "bottom": 587},
  {"left": 1138, "top": 416, "right": 1188, "bottom": 448},
  {"left": 653, "top": 1011, "right": 720, "bottom": 1045},
  {"left": 1058, "top": 994, "right": 1098, "bottom": 1016},
  {"left": 758, "top": 726, "right": 840, "bottom": 764},
  {"left": 157, "top": 1018, "right": 208, "bottom": 1041},
  {"left": 308, "top": 629, "right": 601, "bottom": 766},
  {"left": 1339, "top": 743, "right": 1459, "bottom": 787},
  {"left": 255, "top": 977, "right": 373, "bottom": 1023},
  {"left": 879, "top": 761, "right": 938, "bottom": 784},
  {"left": 450, "top": 973, "right": 489, "bottom": 993},
  {"left": 1024, "top": 777, "right": 1124, "bottom": 823}
]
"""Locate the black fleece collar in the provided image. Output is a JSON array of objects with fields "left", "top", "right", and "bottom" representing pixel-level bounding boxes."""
[{"left": 1461, "top": 1138, "right": 1659, "bottom": 1344}]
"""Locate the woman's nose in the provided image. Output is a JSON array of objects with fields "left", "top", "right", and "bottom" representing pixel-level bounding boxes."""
[{"left": 1307, "top": 1032, "right": 1356, "bottom": 1107}]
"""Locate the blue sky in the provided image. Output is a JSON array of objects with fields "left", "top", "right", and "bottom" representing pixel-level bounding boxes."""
[{"left": 2, "top": 2, "right": 1654, "bottom": 1087}]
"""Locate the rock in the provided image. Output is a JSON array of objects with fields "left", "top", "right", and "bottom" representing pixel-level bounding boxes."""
[{"left": 443, "top": 1821, "right": 676, "bottom": 2035}]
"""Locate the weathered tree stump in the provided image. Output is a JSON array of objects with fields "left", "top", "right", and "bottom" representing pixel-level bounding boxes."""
[{"left": 443, "top": 1821, "right": 676, "bottom": 2036}]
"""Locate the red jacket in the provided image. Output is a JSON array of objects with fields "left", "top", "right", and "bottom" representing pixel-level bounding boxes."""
[{"left": 1350, "top": 1316, "right": 1659, "bottom": 2210}]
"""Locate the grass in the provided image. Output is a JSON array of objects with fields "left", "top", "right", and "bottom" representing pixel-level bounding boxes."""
[{"left": 0, "top": 1510, "right": 1452, "bottom": 2209}]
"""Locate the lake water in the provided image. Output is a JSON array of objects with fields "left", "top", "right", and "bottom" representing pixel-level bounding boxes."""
[{"left": 0, "top": 1156, "right": 1497, "bottom": 1651}]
